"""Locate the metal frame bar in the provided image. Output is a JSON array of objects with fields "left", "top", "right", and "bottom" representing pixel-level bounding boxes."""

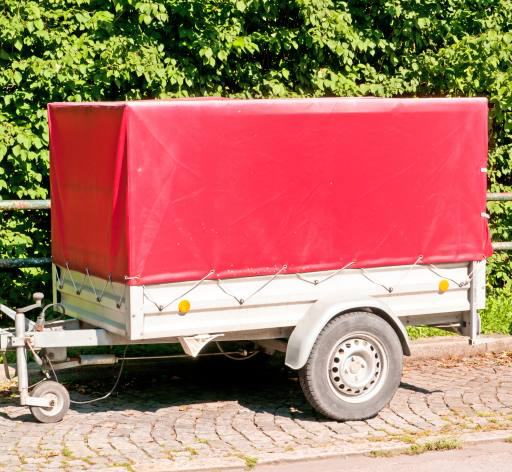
[{"left": 0, "top": 323, "right": 293, "bottom": 351}]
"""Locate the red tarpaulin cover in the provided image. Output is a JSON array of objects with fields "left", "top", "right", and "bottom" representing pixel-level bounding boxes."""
[{"left": 48, "top": 98, "right": 492, "bottom": 286}]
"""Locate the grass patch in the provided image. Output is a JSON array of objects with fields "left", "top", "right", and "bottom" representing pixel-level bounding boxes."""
[
  {"left": 61, "top": 447, "right": 73, "bottom": 458},
  {"left": 407, "top": 438, "right": 461, "bottom": 455},
  {"left": 481, "top": 287, "right": 512, "bottom": 335},
  {"left": 407, "top": 326, "right": 452, "bottom": 340},
  {"left": 368, "top": 429, "right": 432, "bottom": 444},
  {"left": 394, "top": 434, "right": 417, "bottom": 444},
  {"left": 113, "top": 462, "right": 134, "bottom": 472},
  {"left": 239, "top": 455, "right": 258, "bottom": 469},
  {"left": 185, "top": 446, "right": 198, "bottom": 456},
  {"left": 472, "top": 420, "right": 512, "bottom": 432},
  {"left": 367, "top": 449, "right": 397, "bottom": 458},
  {"left": 43, "top": 451, "right": 59, "bottom": 459}
]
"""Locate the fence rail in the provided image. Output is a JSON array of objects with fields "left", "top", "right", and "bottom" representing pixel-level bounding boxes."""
[
  {"left": 0, "top": 258, "right": 51, "bottom": 269},
  {"left": 487, "top": 193, "right": 512, "bottom": 202},
  {"left": 0, "top": 199, "right": 50, "bottom": 211},
  {"left": 1, "top": 194, "right": 511, "bottom": 269}
]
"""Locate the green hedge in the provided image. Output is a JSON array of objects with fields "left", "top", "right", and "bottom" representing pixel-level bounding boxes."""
[{"left": 1, "top": 0, "right": 511, "bottom": 306}]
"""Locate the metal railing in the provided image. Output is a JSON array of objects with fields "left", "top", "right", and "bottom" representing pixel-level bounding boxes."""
[
  {"left": 486, "top": 193, "right": 512, "bottom": 251},
  {"left": 487, "top": 193, "right": 512, "bottom": 202},
  {"left": 0, "top": 200, "right": 50, "bottom": 211},
  {"left": 1, "top": 200, "right": 52, "bottom": 268},
  {"left": 0, "top": 194, "right": 511, "bottom": 269}
]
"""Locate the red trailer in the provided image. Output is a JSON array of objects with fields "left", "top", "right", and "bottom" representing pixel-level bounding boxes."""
[{"left": 1, "top": 97, "right": 491, "bottom": 423}]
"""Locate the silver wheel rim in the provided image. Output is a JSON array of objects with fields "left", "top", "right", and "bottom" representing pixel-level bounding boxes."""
[
  {"left": 327, "top": 332, "right": 388, "bottom": 403},
  {"left": 39, "top": 391, "right": 63, "bottom": 417}
]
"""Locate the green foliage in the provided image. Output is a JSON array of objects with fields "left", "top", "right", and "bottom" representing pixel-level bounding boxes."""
[
  {"left": 0, "top": 0, "right": 511, "bottom": 306},
  {"left": 407, "top": 326, "right": 451, "bottom": 341},
  {"left": 480, "top": 286, "right": 512, "bottom": 335}
]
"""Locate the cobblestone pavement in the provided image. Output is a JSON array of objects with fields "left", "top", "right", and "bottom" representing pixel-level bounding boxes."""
[{"left": 1, "top": 352, "right": 512, "bottom": 471}]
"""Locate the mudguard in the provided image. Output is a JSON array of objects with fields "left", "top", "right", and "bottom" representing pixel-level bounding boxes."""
[{"left": 284, "top": 295, "right": 411, "bottom": 370}]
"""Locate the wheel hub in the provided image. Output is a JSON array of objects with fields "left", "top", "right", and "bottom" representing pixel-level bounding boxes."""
[
  {"left": 329, "top": 336, "right": 383, "bottom": 397},
  {"left": 41, "top": 392, "right": 62, "bottom": 416}
]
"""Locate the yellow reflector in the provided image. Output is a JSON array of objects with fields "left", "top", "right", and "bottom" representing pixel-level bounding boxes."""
[
  {"left": 438, "top": 279, "right": 449, "bottom": 293},
  {"left": 178, "top": 299, "right": 191, "bottom": 315}
]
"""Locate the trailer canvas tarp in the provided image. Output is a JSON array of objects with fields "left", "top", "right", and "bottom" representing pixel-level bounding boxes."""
[{"left": 48, "top": 97, "right": 492, "bottom": 286}]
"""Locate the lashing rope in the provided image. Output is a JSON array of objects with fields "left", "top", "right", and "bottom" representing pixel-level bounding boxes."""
[
  {"left": 295, "top": 261, "right": 355, "bottom": 285},
  {"left": 143, "top": 269, "right": 215, "bottom": 312},
  {"left": 216, "top": 265, "right": 288, "bottom": 305},
  {"left": 59, "top": 265, "right": 127, "bottom": 308},
  {"left": 57, "top": 258, "right": 484, "bottom": 312}
]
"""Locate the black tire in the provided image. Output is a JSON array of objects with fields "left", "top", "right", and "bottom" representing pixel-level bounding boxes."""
[
  {"left": 29, "top": 381, "right": 70, "bottom": 423},
  {"left": 298, "top": 312, "right": 402, "bottom": 421}
]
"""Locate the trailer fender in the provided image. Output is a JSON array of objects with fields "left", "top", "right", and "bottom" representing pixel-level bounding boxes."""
[{"left": 284, "top": 296, "right": 411, "bottom": 370}]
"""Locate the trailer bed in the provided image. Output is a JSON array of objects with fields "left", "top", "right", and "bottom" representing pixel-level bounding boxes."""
[{"left": 55, "top": 261, "right": 485, "bottom": 341}]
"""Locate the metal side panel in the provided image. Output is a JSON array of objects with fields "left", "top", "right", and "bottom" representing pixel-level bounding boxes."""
[
  {"left": 56, "top": 267, "right": 129, "bottom": 337},
  {"left": 56, "top": 262, "right": 478, "bottom": 341},
  {"left": 140, "top": 303, "right": 308, "bottom": 340},
  {"left": 59, "top": 295, "right": 127, "bottom": 336}
]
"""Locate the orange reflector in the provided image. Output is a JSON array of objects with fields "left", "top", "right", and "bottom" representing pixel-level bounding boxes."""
[
  {"left": 178, "top": 299, "right": 191, "bottom": 315},
  {"left": 438, "top": 279, "right": 449, "bottom": 293}
]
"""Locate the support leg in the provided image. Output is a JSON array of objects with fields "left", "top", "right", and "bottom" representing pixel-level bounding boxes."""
[
  {"left": 467, "top": 261, "right": 482, "bottom": 345},
  {"left": 15, "top": 311, "right": 29, "bottom": 405}
]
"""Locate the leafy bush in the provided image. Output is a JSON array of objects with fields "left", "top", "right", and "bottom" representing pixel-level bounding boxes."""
[
  {"left": 0, "top": 0, "right": 511, "bottom": 307},
  {"left": 480, "top": 287, "right": 512, "bottom": 335}
]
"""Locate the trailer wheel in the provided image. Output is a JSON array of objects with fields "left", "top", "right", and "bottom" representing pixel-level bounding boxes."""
[
  {"left": 29, "top": 381, "right": 70, "bottom": 423},
  {"left": 298, "top": 312, "right": 402, "bottom": 421}
]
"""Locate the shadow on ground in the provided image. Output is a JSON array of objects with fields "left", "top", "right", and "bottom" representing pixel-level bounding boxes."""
[{"left": 1, "top": 353, "right": 432, "bottom": 424}]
